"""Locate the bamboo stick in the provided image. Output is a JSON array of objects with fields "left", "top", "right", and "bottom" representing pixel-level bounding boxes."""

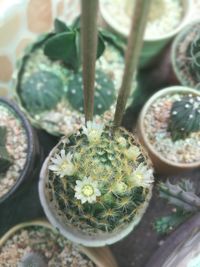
[
  {"left": 81, "top": 0, "right": 99, "bottom": 122},
  {"left": 113, "top": 0, "right": 151, "bottom": 129}
]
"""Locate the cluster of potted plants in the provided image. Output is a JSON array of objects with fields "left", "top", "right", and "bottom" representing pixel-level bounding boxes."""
[{"left": 1, "top": 0, "right": 200, "bottom": 266}]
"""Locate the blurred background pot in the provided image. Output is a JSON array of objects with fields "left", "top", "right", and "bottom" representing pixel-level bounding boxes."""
[
  {"left": 0, "top": 220, "right": 118, "bottom": 267},
  {"left": 171, "top": 19, "right": 200, "bottom": 89},
  {"left": 100, "top": 0, "right": 192, "bottom": 68},
  {"left": 145, "top": 213, "right": 200, "bottom": 267},
  {"left": 137, "top": 87, "right": 200, "bottom": 174},
  {"left": 0, "top": 98, "right": 41, "bottom": 205}
]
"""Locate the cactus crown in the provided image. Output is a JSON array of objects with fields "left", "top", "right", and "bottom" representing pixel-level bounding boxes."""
[
  {"left": 44, "top": 18, "right": 124, "bottom": 71},
  {"left": 187, "top": 32, "right": 200, "bottom": 84},
  {"left": 47, "top": 122, "right": 153, "bottom": 234},
  {"left": 0, "top": 126, "right": 12, "bottom": 174},
  {"left": 66, "top": 69, "right": 116, "bottom": 115},
  {"left": 18, "top": 251, "right": 47, "bottom": 267},
  {"left": 168, "top": 94, "right": 200, "bottom": 141}
]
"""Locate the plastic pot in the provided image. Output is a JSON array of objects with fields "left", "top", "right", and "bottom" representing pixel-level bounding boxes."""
[
  {"left": 100, "top": 0, "right": 192, "bottom": 68},
  {"left": 145, "top": 213, "right": 200, "bottom": 267},
  {"left": 137, "top": 87, "right": 200, "bottom": 174},
  {"left": 0, "top": 97, "right": 41, "bottom": 204},
  {"left": 0, "top": 220, "right": 118, "bottom": 267},
  {"left": 39, "top": 138, "right": 153, "bottom": 247},
  {"left": 171, "top": 19, "right": 200, "bottom": 88}
]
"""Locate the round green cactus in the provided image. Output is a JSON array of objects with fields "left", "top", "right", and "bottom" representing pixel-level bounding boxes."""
[
  {"left": 66, "top": 69, "right": 116, "bottom": 115},
  {"left": 168, "top": 94, "right": 200, "bottom": 141},
  {"left": 47, "top": 122, "right": 154, "bottom": 234},
  {"left": 20, "top": 70, "right": 64, "bottom": 114},
  {"left": 18, "top": 251, "right": 47, "bottom": 267}
]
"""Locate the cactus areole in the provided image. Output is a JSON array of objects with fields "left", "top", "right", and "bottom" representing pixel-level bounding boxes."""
[{"left": 41, "top": 122, "right": 154, "bottom": 245}]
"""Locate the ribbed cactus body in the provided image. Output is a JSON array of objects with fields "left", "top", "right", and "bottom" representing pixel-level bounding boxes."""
[
  {"left": 20, "top": 71, "right": 64, "bottom": 114},
  {"left": 169, "top": 95, "right": 200, "bottom": 140},
  {"left": 47, "top": 123, "right": 154, "bottom": 234},
  {"left": 0, "top": 126, "right": 12, "bottom": 173},
  {"left": 66, "top": 70, "right": 116, "bottom": 115}
]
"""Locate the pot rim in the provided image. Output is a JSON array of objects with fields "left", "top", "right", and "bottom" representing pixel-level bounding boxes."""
[
  {"left": 0, "top": 98, "right": 37, "bottom": 204},
  {"left": 171, "top": 19, "right": 200, "bottom": 86},
  {"left": 100, "top": 0, "right": 192, "bottom": 41},
  {"left": 39, "top": 137, "right": 153, "bottom": 247},
  {"left": 138, "top": 86, "right": 200, "bottom": 169}
]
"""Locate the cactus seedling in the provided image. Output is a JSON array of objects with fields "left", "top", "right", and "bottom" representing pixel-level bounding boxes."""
[
  {"left": 47, "top": 122, "right": 154, "bottom": 234},
  {"left": 168, "top": 94, "right": 200, "bottom": 141},
  {"left": 0, "top": 126, "right": 12, "bottom": 174},
  {"left": 20, "top": 71, "right": 64, "bottom": 115},
  {"left": 18, "top": 251, "right": 47, "bottom": 267},
  {"left": 66, "top": 69, "right": 116, "bottom": 115}
]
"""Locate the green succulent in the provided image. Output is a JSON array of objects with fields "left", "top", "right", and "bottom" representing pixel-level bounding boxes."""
[
  {"left": 168, "top": 94, "right": 200, "bottom": 141},
  {"left": 20, "top": 70, "right": 64, "bottom": 114},
  {"left": 187, "top": 33, "right": 200, "bottom": 86},
  {"left": 0, "top": 126, "right": 12, "bottom": 174},
  {"left": 44, "top": 18, "right": 124, "bottom": 71},
  {"left": 47, "top": 122, "right": 154, "bottom": 234},
  {"left": 66, "top": 69, "right": 116, "bottom": 115},
  {"left": 18, "top": 251, "right": 47, "bottom": 267}
]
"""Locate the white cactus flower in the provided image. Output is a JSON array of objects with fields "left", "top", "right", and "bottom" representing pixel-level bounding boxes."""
[
  {"left": 124, "top": 146, "right": 140, "bottom": 161},
  {"left": 74, "top": 176, "right": 101, "bottom": 204},
  {"left": 82, "top": 121, "right": 104, "bottom": 143},
  {"left": 48, "top": 149, "right": 75, "bottom": 177},
  {"left": 129, "top": 163, "right": 154, "bottom": 188}
]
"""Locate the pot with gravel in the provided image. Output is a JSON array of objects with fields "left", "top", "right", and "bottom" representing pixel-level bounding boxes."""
[
  {"left": 13, "top": 18, "right": 134, "bottom": 136},
  {"left": 172, "top": 20, "right": 200, "bottom": 89},
  {"left": 137, "top": 86, "right": 200, "bottom": 174},
  {"left": 0, "top": 98, "right": 40, "bottom": 204},
  {"left": 0, "top": 220, "right": 118, "bottom": 267},
  {"left": 100, "top": 0, "right": 191, "bottom": 68}
]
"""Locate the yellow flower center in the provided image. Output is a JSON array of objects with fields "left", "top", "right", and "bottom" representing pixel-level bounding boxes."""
[
  {"left": 88, "top": 130, "right": 100, "bottom": 143},
  {"left": 135, "top": 173, "right": 143, "bottom": 181},
  {"left": 60, "top": 161, "right": 68, "bottom": 171},
  {"left": 82, "top": 184, "right": 94, "bottom": 197}
]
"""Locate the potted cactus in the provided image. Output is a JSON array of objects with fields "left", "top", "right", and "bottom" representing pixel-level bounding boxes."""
[
  {"left": 100, "top": 0, "right": 191, "bottom": 68},
  {"left": 0, "top": 220, "right": 117, "bottom": 267},
  {"left": 172, "top": 20, "right": 200, "bottom": 89},
  {"left": 0, "top": 98, "right": 40, "bottom": 204},
  {"left": 137, "top": 86, "right": 200, "bottom": 174},
  {"left": 39, "top": 0, "right": 154, "bottom": 246},
  {"left": 13, "top": 18, "right": 131, "bottom": 136}
]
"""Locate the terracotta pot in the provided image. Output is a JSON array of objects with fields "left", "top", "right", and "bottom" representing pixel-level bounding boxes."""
[
  {"left": 39, "top": 138, "right": 153, "bottom": 247},
  {"left": 100, "top": 0, "right": 192, "bottom": 69},
  {"left": 0, "top": 98, "right": 41, "bottom": 204},
  {"left": 137, "top": 86, "right": 200, "bottom": 174},
  {"left": 145, "top": 213, "right": 200, "bottom": 267},
  {"left": 0, "top": 220, "right": 118, "bottom": 267}
]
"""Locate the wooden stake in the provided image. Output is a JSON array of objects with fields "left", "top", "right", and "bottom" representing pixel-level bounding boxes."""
[
  {"left": 81, "top": 0, "right": 99, "bottom": 122},
  {"left": 113, "top": 0, "right": 151, "bottom": 129}
]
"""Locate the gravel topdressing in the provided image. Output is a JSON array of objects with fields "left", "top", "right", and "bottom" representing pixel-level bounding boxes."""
[
  {"left": 0, "top": 224, "right": 95, "bottom": 267},
  {"left": 143, "top": 93, "right": 200, "bottom": 164},
  {"left": 0, "top": 103, "right": 28, "bottom": 199},
  {"left": 103, "top": 0, "right": 183, "bottom": 39}
]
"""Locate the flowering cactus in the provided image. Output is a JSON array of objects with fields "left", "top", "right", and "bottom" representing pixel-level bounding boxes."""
[
  {"left": 47, "top": 122, "right": 154, "bottom": 234},
  {"left": 168, "top": 94, "right": 200, "bottom": 141}
]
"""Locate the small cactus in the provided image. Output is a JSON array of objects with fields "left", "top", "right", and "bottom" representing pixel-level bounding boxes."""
[
  {"left": 18, "top": 251, "right": 47, "bottom": 267},
  {"left": 47, "top": 122, "right": 154, "bottom": 234},
  {"left": 168, "top": 94, "right": 200, "bottom": 141},
  {"left": 66, "top": 69, "right": 116, "bottom": 115},
  {"left": 0, "top": 126, "right": 12, "bottom": 174},
  {"left": 20, "top": 70, "right": 64, "bottom": 114},
  {"left": 187, "top": 33, "right": 200, "bottom": 85}
]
